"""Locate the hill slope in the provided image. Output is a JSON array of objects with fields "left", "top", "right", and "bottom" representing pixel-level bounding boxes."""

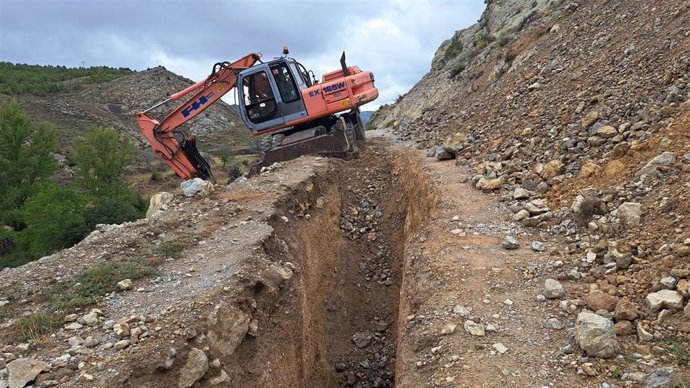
[
  {"left": 0, "top": 65, "right": 253, "bottom": 176},
  {"left": 371, "top": 0, "right": 690, "bottom": 380}
]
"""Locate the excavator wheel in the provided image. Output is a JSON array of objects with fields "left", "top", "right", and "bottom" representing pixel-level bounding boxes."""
[
  {"left": 258, "top": 135, "right": 272, "bottom": 157},
  {"left": 271, "top": 134, "right": 286, "bottom": 148},
  {"left": 343, "top": 115, "right": 358, "bottom": 153},
  {"left": 352, "top": 109, "right": 366, "bottom": 147}
]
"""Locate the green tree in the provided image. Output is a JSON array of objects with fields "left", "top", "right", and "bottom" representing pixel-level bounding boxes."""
[
  {"left": 0, "top": 101, "right": 57, "bottom": 229},
  {"left": 72, "top": 127, "right": 133, "bottom": 196},
  {"left": 72, "top": 127, "right": 145, "bottom": 230},
  {"left": 20, "top": 184, "right": 87, "bottom": 259}
]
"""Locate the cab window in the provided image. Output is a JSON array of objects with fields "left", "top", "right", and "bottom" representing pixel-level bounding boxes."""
[
  {"left": 243, "top": 71, "right": 276, "bottom": 124},
  {"left": 270, "top": 63, "right": 300, "bottom": 103}
]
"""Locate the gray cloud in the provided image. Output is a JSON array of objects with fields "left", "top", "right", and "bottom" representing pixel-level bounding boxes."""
[{"left": 0, "top": 0, "right": 484, "bottom": 108}]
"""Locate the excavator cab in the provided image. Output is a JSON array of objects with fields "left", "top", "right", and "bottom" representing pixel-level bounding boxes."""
[{"left": 237, "top": 58, "right": 310, "bottom": 133}]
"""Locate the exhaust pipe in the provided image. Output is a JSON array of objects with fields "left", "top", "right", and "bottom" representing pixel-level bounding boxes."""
[{"left": 340, "top": 51, "right": 350, "bottom": 77}]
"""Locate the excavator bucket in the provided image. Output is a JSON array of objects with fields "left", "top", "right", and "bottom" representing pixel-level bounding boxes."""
[{"left": 180, "top": 136, "right": 215, "bottom": 182}]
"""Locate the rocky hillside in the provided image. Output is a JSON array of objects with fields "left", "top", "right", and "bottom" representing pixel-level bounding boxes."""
[
  {"left": 372, "top": 0, "right": 690, "bottom": 381},
  {"left": 0, "top": 66, "right": 253, "bottom": 171}
]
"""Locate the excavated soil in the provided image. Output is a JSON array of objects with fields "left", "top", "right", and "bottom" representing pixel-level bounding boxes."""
[
  {"left": 0, "top": 136, "right": 430, "bottom": 388},
  {"left": 2, "top": 132, "right": 688, "bottom": 388}
]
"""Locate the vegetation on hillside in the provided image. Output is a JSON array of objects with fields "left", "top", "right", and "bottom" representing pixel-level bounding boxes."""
[
  {"left": 0, "top": 62, "right": 132, "bottom": 96},
  {"left": 0, "top": 101, "right": 146, "bottom": 268}
]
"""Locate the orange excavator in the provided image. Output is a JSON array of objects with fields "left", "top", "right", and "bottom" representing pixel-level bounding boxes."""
[{"left": 137, "top": 47, "right": 378, "bottom": 182}]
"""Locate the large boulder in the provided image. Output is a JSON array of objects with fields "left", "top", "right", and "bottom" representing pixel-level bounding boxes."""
[
  {"left": 645, "top": 290, "right": 684, "bottom": 311},
  {"left": 617, "top": 202, "right": 642, "bottom": 228},
  {"left": 181, "top": 178, "right": 214, "bottom": 197},
  {"left": 206, "top": 303, "right": 250, "bottom": 357},
  {"left": 7, "top": 358, "right": 50, "bottom": 388},
  {"left": 575, "top": 311, "right": 620, "bottom": 358},
  {"left": 178, "top": 348, "right": 208, "bottom": 388},
  {"left": 146, "top": 192, "right": 174, "bottom": 218}
]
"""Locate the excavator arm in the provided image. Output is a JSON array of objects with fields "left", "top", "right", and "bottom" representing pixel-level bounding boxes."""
[{"left": 137, "top": 53, "right": 261, "bottom": 182}]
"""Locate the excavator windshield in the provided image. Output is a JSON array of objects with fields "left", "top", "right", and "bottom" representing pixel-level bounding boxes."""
[
  {"left": 242, "top": 71, "right": 277, "bottom": 124},
  {"left": 270, "top": 63, "right": 299, "bottom": 103}
]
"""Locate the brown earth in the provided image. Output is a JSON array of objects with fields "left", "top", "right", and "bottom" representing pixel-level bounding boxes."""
[{"left": 2, "top": 132, "right": 687, "bottom": 387}]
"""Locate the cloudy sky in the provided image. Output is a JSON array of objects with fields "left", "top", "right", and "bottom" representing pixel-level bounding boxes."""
[{"left": 0, "top": 0, "right": 484, "bottom": 109}]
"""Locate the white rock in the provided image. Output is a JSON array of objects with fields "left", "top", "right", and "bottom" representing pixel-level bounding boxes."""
[
  {"left": 117, "top": 279, "right": 133, "bottom": 291},
  {"left": 64, "top": 322, "right": 83, "bottom": 331},
  {"left": 575, "top": 311, "right": 620, "bottom": 359},
  {"left": 637, "top": 152, "right": 675, "bottom": 177},
  {"left": 617, "top": 202, "right": 642, "bottom": 228},
  {"left": 441, "top": 323, "right": 457, "bottom": 335},
  {"left": 463, "top": 320, "right": 485, "bottom": 336},
  {"left": 453, "top": 305, "right": 471, "bottom": 318},
  {"left": 80, "top": 312, "right": 99, "bottom": 326},
  {"left": 146, "top": 192, "right": 174, "bottom": 218},
  {"left": 513, "top": 188, "right": 530, "bottom": 200},
  {"left": 209, "top": 369, "right": 229, "bottom": 386},
  {"left": 178, "top": 348, "right": 208, "bottom": 388},
  {"left": 645, "top": 290, "right": 684, "bottom": 311},
  {"left": 659, "top": 276, "right": 677, "bottom": 290},
  {"left": 544, "top": 279, "right": 565, "bottom": 299},
  {"left": 501, "top": 236, "right": 520, "bottom": 250},
  {"left": 114, "top": 340, "right": 130, "bottom": 350},
  {"left": 492, "top": 343, "right": 509, "bottom": 354},
  {"left": 180, "top": 178, "right": 213, "bottom": 197},
  {"left": 531, "top": 241, "right": 547, "bottom": 252},
  {"left": 7, "top": 358, "right": 50, "bottom": 388}
]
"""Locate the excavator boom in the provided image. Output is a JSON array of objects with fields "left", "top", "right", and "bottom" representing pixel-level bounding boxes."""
[{"left": 137, "top": 53, "right": 261, "bottom": 181}]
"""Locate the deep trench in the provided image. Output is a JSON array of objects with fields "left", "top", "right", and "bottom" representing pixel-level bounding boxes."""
[{"left": 255, "top": 143, "right": 430, "bottom": 388}]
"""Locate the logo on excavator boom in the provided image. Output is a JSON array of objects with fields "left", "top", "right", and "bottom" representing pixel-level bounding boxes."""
[{"left": 181, "top": 92, "right": 214, "bottom": 117}]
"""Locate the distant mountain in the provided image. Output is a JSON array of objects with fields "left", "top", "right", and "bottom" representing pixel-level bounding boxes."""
[{"left": 360, "top": 111, "right": 373, "bottom": 126}]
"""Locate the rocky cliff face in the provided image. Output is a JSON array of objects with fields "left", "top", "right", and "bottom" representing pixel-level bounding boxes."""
[
  {"left": 371, "top": 0, "right": 690, "bottom": 368},
  {"left": 370, "top": 0, "right": 559, "bottom": 128}
]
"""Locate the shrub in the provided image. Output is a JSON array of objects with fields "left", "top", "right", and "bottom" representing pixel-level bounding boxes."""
[
  {"left": 45, "top": 259, "right": 158, "bottom": 311},
  {"left": 21, "top": 184, "right": 88, "bottom": 258},
  {"left": 448, "top": 62, "right": 467, "bottom": 79},
  {"left": 17, "top": 312, "right": 63, "bottom": 341},
  {"left": 443, "top": 36, "right": 464, "bottom": 62},
  {"left": 83, "top": 194, "right": 145, "bottom": 229}
]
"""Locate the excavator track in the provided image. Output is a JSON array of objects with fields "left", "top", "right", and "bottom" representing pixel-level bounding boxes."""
[{"left": 249, "top": 109, "right": 364, "bottom": 175}]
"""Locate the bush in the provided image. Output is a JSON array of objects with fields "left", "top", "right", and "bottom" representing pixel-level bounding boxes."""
[
  {"left": 17, "top": 312, "right": 63, "bottom": 341},
  {"left": 83, "top": 194, "right": 145, "bottom": 229},
  {"left": 227, "top": 166, "right": 242, "bottom": 183},
  {"left": 443, "top": 36, "right": 464, "bottom": 62},
  {"left": 150, "top": 171, "right": 163, "bottom": 182},
  {"left": 44, "top": 259, "right": 158, "bottom": 312},
  {"left": 21, "top": 184, "right": 88, "bottom": 258},
  {"left": 448, "top": 62, "right": 467, "bottom": 79}
]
